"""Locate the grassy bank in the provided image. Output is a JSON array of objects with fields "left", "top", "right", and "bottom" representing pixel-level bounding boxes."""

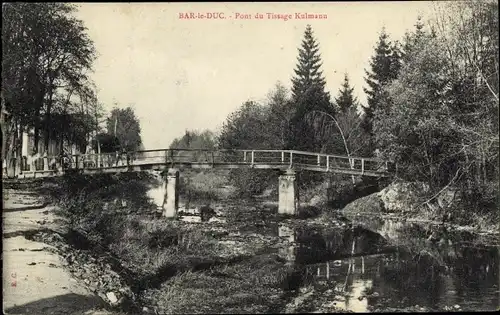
[{"left": 42, "top": 172, "right": 303, "bottom": 313}]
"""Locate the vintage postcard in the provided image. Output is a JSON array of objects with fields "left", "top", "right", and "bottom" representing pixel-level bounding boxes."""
[{"left": 2, "top": 2, "right": 499, "bottom": 314}]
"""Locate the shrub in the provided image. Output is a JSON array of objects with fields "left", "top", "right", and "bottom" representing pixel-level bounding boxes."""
[{"left": 228, "top": 169, "right": 280, "bottom": 197}]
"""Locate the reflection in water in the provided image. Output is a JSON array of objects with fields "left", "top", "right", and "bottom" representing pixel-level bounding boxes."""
[
  {"left": 278, "top": 224, "right": 297, "bottom": 262},
  {"left": 335, "top": 278, "right": 373, "bottom": 312},
  {"left": 145, "top": 171, "right": 165, "bottom": 208},
  {"left": 276, "top": 223, "right": 389, "bottom": 265},
  {"left": 275, "top": 222, "right": 499, "bottom": 312}
]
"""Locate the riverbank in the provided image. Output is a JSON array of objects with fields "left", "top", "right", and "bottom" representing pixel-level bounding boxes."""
[
  {"left": 3, "top": 174, "right": 498, "bottom": 313},
  {"left": 2, "top": 188, "right": 125, "bottom": 315},
  {"left": 341, "top": 181, "right": 499, "bottom": 238}
]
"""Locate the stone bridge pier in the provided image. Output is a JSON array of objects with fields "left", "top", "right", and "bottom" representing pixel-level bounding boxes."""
[
  {"left": 278, "top": 169, "right": 299, "bottom": 215},
  {"left": 162, "top": 168, "right": 180, "bottom": 217}
]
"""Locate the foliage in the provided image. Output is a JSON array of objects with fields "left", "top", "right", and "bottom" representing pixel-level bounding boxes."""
[
  {"left": 362, "top": 28, "right": 402, "bottom": 139},
  {"left": 302, "top": 73, "right": 373, "bottom": 158},
  {"left": 335, "top": 73, "right": 358, "bottom": 113},
  {"left": 170, "top": 129, "right": 216, "bottom": 150},
  {"left": 169, "top": 129, "right": 217, "bottom": 164},
  {"left": 374, "top": 2, "right": 499, "bottom": 210},
  {"left": 228, "top": 169, "right": 280, "bottom": 197},
  {"left": 92, "top": 132, "right": 121, "bottom": 153},
  {"left": 264, "top": 82, "right": 295, "bottom": 148},
  {"left": 106, "top": 106, "right": 143, "bottom": 152},
  {"left": 305, "top": 107, "right": 372, "bottom": 158},
  {"left": 289, "top": 25, "right": 335, "bottom": 152},
  {"left": 218, "top": 100, "right": 270, "bottom": 150},
  {"left": 2, "top": 3, "right": 99, "bottom": 172},
  {"left": 217, "top": 83, "right": 294, "bottom": 196},
  {"left": 304, "top": 71, "right": 370, "bottom": 156}
]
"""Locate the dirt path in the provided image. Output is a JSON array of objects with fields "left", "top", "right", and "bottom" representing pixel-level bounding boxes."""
[{"left": 2, "top": 188, "right": 118, "bottom": 315}]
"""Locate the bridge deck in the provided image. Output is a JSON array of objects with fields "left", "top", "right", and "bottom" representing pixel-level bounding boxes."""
[{"left": 16, "top": 149, "right": 394, "bottom": 178}]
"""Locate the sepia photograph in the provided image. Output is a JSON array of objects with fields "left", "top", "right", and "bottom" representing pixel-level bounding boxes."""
[{"left": 2, "top": 1, "right": 499, "bottom": 314}]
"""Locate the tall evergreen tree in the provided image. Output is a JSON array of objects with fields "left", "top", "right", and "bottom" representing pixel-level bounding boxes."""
[
  {"left": 335, "top": 73, "right": 358, "bottom": 113},
  {"left": 362, "top": 28, "right": 402, "bottom": 136},
  {"left": 289, "top": 24, "right": 333, "bottom": 151},
  {"left": 401, "top": 16, "right": 427, "bottom": 64}
]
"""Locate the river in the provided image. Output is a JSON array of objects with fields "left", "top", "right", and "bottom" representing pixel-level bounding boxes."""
[
  {"left": 139, "top": 179, "right": 500, "bottom": 312},
  {"left": 270, "top": 220, "right": 499, "bottom": 312},
  {"left": 194, "top": 197, "right": 500, "bottom": 312}
]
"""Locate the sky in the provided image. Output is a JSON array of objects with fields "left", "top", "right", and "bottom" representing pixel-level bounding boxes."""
[{"left": 74, "top": 2, "right": 437, "bottom": 150}]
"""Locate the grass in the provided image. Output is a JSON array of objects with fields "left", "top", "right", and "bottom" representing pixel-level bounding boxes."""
[
  {"left": 180, "top": 170, "right": 231, "bottom": 204},
  {"left": 140, "top": 254, "right": 290, "bottom": 314},
  {"left": 43, "top": 172, "right": 298, "bottom": 313},
  {"left": 33, "top": 170, "right": 499, "bottom": 314}
]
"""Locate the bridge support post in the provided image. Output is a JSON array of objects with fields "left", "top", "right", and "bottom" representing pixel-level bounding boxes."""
[
  {"left": 57, "top": 156, "right": 64, "bottom": 175},
  {"left": 43, "top": 152, "right": 49, "bottom": 171},
  {"left": 162, "top": 168, "right": 180, "bottom": 218},
  {"left": 326, "top": 175, "right": 333, "bottom": 203},
  {"left": 278, "top": 169, "right": 298, "bottom": 215}
]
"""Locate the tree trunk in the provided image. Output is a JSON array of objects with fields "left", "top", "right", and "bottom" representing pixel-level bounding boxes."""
[
  {"left": 44, "top": 78, "right": 55, "bottom": 153},
  {"left": 1, "top": 95, "right": 7, "bottom": 165},
  {"left": 33, "top": 80, "right": 46, "bottom": 155},
  {"left": 44, "top": 110, "right": 51, "bottom": 153},
  {"left": 34, "top": 109, "right": 41, "bottom": 154},
  {"left": 18, "top": 124, "right": 24, "bottom": 173},
  {"left": 6, "top": 120, "right": 19, "bottom": 178}
]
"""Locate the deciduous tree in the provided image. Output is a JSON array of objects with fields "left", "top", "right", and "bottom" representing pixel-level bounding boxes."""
[{"left": 106, "top": 106, "right": 143, "bottom": 152}]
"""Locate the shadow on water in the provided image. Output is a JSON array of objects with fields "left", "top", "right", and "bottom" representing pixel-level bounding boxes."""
[{"left": 273, "top": 220, "right": 499, "bottom": 312}]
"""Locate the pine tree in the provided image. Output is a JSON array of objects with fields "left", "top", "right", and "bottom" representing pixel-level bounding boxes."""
[
  {"left": 335, "top": 73, "right": 358, "bottom": 113},
  {"left": 362, "top": 28, "right": 402, "bottom": 135},
  {"left": 401, "top": 16, "right": 427, "bottom": 64},
  {"left": 289, "top": 25, "right": 333, "bottom": 150},
  {"left": 291, "top": 25, "right": 329, "bottom": 98}
]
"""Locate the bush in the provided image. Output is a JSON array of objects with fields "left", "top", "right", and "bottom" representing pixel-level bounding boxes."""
[
  {"left": 179, "top": 170, "right": 229, "bottom": 203},
  {"left": 228, "top": 169, "right": 280, "bottom": 197}
]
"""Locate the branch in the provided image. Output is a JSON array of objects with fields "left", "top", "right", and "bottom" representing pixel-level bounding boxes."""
[
  {"left": 472, "top": 59, "right": 499, "bottom": 102},
  {"left": 420, "top": 166, "right": 462, "bottom": 206},
  {"left": 307, "top": 110, "right": 351, "bottom": 157}
]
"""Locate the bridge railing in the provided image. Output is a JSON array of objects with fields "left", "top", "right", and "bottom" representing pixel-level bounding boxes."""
[
  {"left": 237, "top": 149, "right": 390, "bottom": 174},
  {"left": 20, "top": 155, "right": 62, "bottom": 172},
  {"left": 44, "top": 148, "right": 393, "bottom": 176}
]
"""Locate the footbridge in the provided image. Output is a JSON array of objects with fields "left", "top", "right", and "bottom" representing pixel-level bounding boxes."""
[{"left": 13, "top": 148, "right": 394, "bottom": 217}]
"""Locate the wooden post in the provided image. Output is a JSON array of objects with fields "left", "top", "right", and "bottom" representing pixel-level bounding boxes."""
[
  {"left": 244, "top": 151, "right": 247, "bottom": 162},
  {"left": 97, "top": 140, "right": 101, "bottom": 167},
  {"left": 289, "top": 152, "right": 293, "bottom": 168},
  {"left": 58, "top": 156, "right": 64, "bottom": 173},
  {"left": 326, "top": 156, "right": 330, "bottom": 171},
  {"left": 31, "top": 155, "right": 36, "bottom": 172},
  {"left": 251, "top": 151, "right": 255, "bottom": 166},
  {"left": 326, "top": 261, "right": 330, "bottom": 280},
  {"left": 43, "top": 151, "right": 49, "bottom": 171},
  {"left": 317, "top": 155, "right": 321, "bottom": 167},
  {"left": 361, "top": 159, "right": 365, "bottom": 175},
  {"left": 281, "top": 151, "right": 285, "bottom": 163}
]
